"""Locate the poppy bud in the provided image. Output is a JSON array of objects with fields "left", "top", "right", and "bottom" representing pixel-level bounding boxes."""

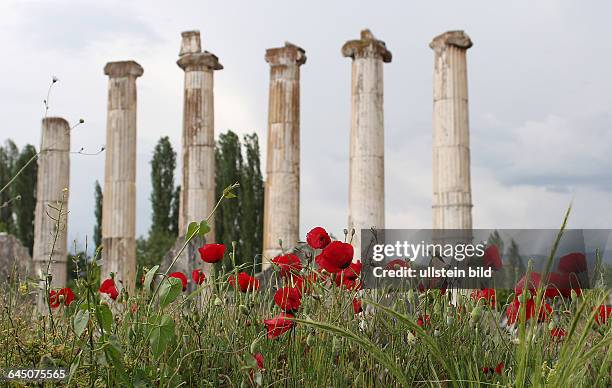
[
  {"left": 306, "top": 333, "right": 315, "bottom": 346},
  {"left": 406, "top": 331, "right": 416, "bottom": 345},
  {"left": 239, "top": 304, "right": 249, "bottom": 315},
  {"left": 470, "top": 305, "right": 483, "bottom": 325},
  {"left": 250, "top": 336, "right": 260, "bottom": 354}
]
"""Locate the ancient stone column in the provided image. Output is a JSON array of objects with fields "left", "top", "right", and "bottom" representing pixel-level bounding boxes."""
[
  {"left": 32, "top": 117, "right": 70, "bottom": 289},
  {"left": 430, "top": 31, "right": 473, "bottom": 233},
  {"left": 177, "top": 30, "right": 222, "bottom": 240},
  {"left": 342, "top": 29, "right": 391, "bottom": 259},
  {"left": 262, "top": 43, "right": 306, "bottom": 268},
  {"left": 102, "top": 60, "right": 143, "bottom": 290}
]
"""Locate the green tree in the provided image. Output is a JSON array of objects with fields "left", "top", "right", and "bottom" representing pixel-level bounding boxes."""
[
  {"left": 137, "top": 137, "right": 179, "bottom": 271},
  {"left": 150, "top": 137, "right": 176, "bottom": 235},
  {"left": 169, "top": 185, "right": 180, "bottom": 236},
  {"left": 93, "top": 180, "right": 103, "bottom": 249},
  {"left": 240, "top": 133, "right": 264, "bottom": 273},
  {"left": 215, "top": 131, "right": 243, "bottom": 266},
  {"left": 0, "top": 140, "right": 19, "bottom": 233},
  {"left": 12, "top": 144, "right": 38, "bottom": 253}
]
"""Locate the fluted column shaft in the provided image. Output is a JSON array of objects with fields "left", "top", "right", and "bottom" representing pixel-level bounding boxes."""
[
  {"left": 177, "top": 31, "right": 222, "bottom": 240},
  {"left": 430, "top": 31, "right": 473, "bottom": 231},
  {"left": 33, "top": 117, "right": 70, "bottom": 289},
  {"left": 342, "top": 30, "right": 391, "bottom": 259},
  {"left": 102, "top": 60, "right": 143, "bottom": 290},
  {"left": 262, "top": 43, "right": 306, "bottom": 267}
]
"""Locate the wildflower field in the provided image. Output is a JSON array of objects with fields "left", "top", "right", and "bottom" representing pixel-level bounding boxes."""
[{"left": 1, "top": 192, "right": 611, "bottom": 387}]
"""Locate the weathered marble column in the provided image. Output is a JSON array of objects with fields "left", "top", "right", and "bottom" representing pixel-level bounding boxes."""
[
  {"left": 177, "top": 31, "right": 222, "bottom": 240},
  {"left": 102, "top": 60, "right": 143, "bottom": 290},
  {"left": 262, "top": 43, "right": 306, "bottom": 268},
  {"left": 342, "top": 29, "right": 391, "bottom": 259},
  {"left": 33, "top": 117, "right": 70, "bottom": 289},
  {"left": 430, "top": 31, "right": 473, "bottom": 232}
]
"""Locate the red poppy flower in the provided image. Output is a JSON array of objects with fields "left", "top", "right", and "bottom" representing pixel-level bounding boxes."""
[
  {"left": 547, "top": 272, "right": 582, "bottom": 298},
  {"left": 229, "top": 272, "right": 260, "bottom": 292},
  {"left": 550, "top": 327, "right": 566, "bottom": 340},
  {"left": 315, "top": 241, "right": 354, "bottom": 273},
  {"left": 169, "top": 272, "right": 188, "bottom": 291},
  {"left": 253, "top": 353, "right": 264, "bottom": 370},
  {"left": 273, "top": 287, "right": 302, "bottom": 312},
  {"left": 482, "top": 362, "right": 504, "bottom": 375},
  {"left": 99, "top": 278, "right": 119, "bottom": 300},
  {"left": 494, "top": 362, "right": 504, "bottom": 375},
  {"left": 191, "top": 269, "right": 206, "bottom": 285},
  {"left": 352, "top": 298, "right": 363, "bottom": 314},
  {"left": 263, "top": 313, "right": 295, "bottom": 339},
  {"left": 417, "top": 314, "right": 431, "bottom": 328},
  {"left": 514, "top": 272, "right": 541, "bottom": 296},
  {"left": 271, "top": 254, "right": 302, "bottom": 278},
  {"left": 198, "top": 243, "right": 226, "bottom": 263},
  {"left": 470, "top": 288, "right": 496, "bottom": 306},
  {"left": 505, "top": 298, "right": 552, "bottom": 324},
  {"left": 306, "top": 227, "right": 331, "bottom": 249},
  {"left": 483, "top": 245, "right": 502, "bottom": 270},
  {"left": 49, "top": 287, "right": 74, "bottom": 308},
  {"left": 557, "top": 252, "right": 587, "bottom": 274},
  {"left": 594, "top": 305, "right": 612, "bottom": 326},
  {"left": 515, "top": 272, "right": 581, "bottom": 298},
  {"left": 334, "top": 261, "right": 362, "bottom": 290},
  {"left": 384, "top": 259, "right": 410, "bottom": 270}
]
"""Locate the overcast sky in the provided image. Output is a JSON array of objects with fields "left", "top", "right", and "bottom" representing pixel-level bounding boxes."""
[{"left": 1, "top": 0, "right": 611, "bottom": 253}]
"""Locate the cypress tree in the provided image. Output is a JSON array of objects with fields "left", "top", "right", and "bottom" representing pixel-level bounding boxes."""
[
  {"left": 136, "top": 137, "right": 178, "bottom": 271},
  {"left": 215, "top": 131, "right": 243, "bottom": 266},
  {"left": 240, "top": 133, "right": 264, "bottom": 273},
  {"left": 12, "top": 144, "right": 38, "bottom": 253},
  {"left": 93, "top": 180, "right": 103, "bottom": 249},
  {"left": 150, "top": 137, "right": 176, "bottom": 235},
  {"left": 170, "top": 185, "right": 180, "bottom": 236},
  {"left": 0, "top": 140, "right": 19, "bottom": 233}
]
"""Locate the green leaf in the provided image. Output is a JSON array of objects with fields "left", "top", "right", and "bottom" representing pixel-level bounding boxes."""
[
  {"left": 224, "top": 191, "right": 237, "bottom": 199},
  {"left": 186, "top": 221, "right": 198, "bottom": 241},
  {"left": 105, "top": 335, "right": 131, "bottom": 384},
  {"left": 143, "top": 265, "right": 159, "bottom": 295},
  {"left": 198, "top": 220, "right": 211, "bottom": 237},
  {"left": 67, "top": 351, "right": 82, "bottom": 385},
  {"left": 158, "top": 277, "right": 183, "bottom": 309},
  {"left": 73, "top": 308, "right": 90, "bottom": 337},
  {"left": 98, "top": 303, "right": 113, "bottom": 333},
  {"left": 149, "top": 314, "right": 175, "bottom": 359}
]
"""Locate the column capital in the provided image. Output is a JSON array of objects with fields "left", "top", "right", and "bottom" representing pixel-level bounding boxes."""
[
  {"left": 177, "top": 52, "right": 223, "bottom": 71},
  {"left": 104, "top": 60, "right": 144, "bottom": 78},
  {"left": 429, "top": 30, "right": 472, "bottom": 51},
  {"left": 177, "top": 30, "right": 223, "bottom": 71},
  {"left": 265, "top": 42, "right": 306, "bottom": 67},
  {"left": 342, "top": 29, "right": 392, "bottom": 63}
]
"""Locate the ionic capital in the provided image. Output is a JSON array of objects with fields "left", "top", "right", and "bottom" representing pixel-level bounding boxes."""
[
  {"left": 104, "top": 60, "right": 144, "bottom": 78},
  {"left": 342, "top": 29, "right": 392, "bottom": 63},
  {"left": 265, "top": 42, "right": 306, "bottom": 67}
]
